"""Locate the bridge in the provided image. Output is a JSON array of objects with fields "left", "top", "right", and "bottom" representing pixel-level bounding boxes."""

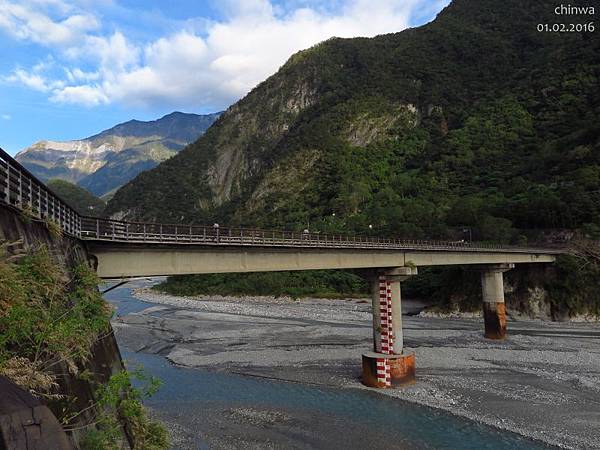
[{"left": 0, "top": 148, "right": 563, "bottom": 388}]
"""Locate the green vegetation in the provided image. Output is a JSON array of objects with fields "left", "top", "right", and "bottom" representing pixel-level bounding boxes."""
[
  {"left": 106, "top": 0, "right": 599, "bottom": 313},
  {"left": 81, "top": 369, "right": 169, "bottom": 450},
  {"left": 44, "top": 217, "right": 63, "bottom": 238},
  {"left": 155, "top": 270, "right": 369, "bottom": 299},
  {"left": 0, "top": 242, "right": 168, "bottom": 448},
  {"left": 106, "top": 0, "right": 600, "bottom": 239},
  {"left": 47, "top": 178, "right": 106, "bottom": 216},
  {"left": 0, "top": 242, "right": 111, "bottom": 395},
  {"left": 546, "top": 241, "right": 600, "bottom": 316},
  {"left": 18, "top": 112, "right": 221, "bottom": 198}
]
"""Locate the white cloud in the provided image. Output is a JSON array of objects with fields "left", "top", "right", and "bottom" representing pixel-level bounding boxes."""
[
  {"left": 4, "top": 59, "right": 65, "bottom": 93},
  {"left": 65, "top": 67, "right": 100, "bottom": 83},
  {"left": 3, "top": 0, "right": 449, "bottom": 109},
  {"left": 0, "top": 0, "right": 99, "bottom": 46},
  {"left": 1, "top": 114, "right": 11, "bottom": 120},
  {"left": 6, "top": 68, "right": 49, "bottom": 91},
  {"left": 50, "top": 84, "right": 108, "bottom": 105},
  {"left": 66, "top": 32, "right": 140, "bottom": 72}
]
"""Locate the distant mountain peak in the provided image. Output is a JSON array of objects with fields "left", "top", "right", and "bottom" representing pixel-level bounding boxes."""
[{"left": 16, "top": 111, "right": 222, "bottom": 197}]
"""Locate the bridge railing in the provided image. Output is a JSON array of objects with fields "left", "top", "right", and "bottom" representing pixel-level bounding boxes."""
[
  {"left": 79, "top": 216, "right": 560, "bottom": 253},
  {"left": 0, "top": 148, "right": 563, "bottom": 254},
  {"left": 0, "top": 148, "right": 81, "bottom": 236}
]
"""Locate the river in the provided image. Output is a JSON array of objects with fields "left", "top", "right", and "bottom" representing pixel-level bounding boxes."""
[{"left": 105, "top": 282, "right": 552, "bottom": 450}]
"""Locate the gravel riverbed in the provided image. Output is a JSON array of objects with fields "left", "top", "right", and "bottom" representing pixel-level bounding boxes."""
[{"left": 111, "top": 287, "right": 600, "bottom": 449}]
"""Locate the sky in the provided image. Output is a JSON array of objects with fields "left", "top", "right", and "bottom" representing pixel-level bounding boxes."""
[{"left": 0, "top": 0, "right": 450, "bottom": 156}]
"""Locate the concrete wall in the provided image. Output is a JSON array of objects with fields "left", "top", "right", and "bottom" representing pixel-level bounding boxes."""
[{"left": 0, "top": 204, "right": 128, "bottom": 449}]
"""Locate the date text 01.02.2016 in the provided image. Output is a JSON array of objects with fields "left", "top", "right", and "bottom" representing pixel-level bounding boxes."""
[{"left": 537, "top": 22, "right": 595, "bottom": 33}]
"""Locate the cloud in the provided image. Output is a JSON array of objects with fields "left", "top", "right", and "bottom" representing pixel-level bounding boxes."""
[
  {"left": 3, "top": 0, "right": 449, "bottom": 109},
  {"left": 50, "top": 84, "right": 108, "bottom": 105},
  {"left": 5, "top": 68, "right": 50, "bottom": 91},
  {"left": 4, "top": 59, "right": 65, "bottom": 93},
  {"left": 1, "top": 114, "right": 11, "bottom": 120},
  {"left": 0, "top": 0, "right": 99, "bottom": 46}
]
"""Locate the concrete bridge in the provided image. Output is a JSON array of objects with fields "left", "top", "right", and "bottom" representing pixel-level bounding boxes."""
[{"left": 0, "top": 148, "right": 563, "bottom": 388}]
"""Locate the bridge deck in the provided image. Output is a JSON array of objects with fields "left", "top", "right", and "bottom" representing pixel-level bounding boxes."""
[
  {"left": 1, "top": 147, "right": 563, "bottom": 280},
  {"left": 86, "top": 240, "right": 559, "bottom": 278}
]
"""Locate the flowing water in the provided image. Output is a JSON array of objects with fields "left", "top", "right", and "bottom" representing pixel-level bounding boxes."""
[{"left": 105, "top": 283, "right": 552, "bottom": 450}]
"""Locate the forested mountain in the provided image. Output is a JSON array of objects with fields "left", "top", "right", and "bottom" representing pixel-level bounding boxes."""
[
  {"left": 106, "top": 0, "right": 599, "bottom": 244},
  {"left": 46, "top": 179, "right": 105, "bottom": 217},
  {"left": 16, "top": 111, "right": 221, "bottom": 198}
]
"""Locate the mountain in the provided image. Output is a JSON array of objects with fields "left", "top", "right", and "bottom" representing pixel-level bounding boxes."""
[
  {"left": 46, "top": 179, "right": 105, "bottom": 217},
  {"left": 105, "top": 0, "right": 599, "bottom": 243},
  {"left": 16, "top": 111, "right": 221, "bottom": 197}
]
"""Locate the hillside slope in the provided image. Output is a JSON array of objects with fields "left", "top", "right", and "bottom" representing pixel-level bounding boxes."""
[
  {"left": 47, "top": 179, "right": 105, "bottom": 216},
  {"left": 106, "top": 0, "right": 599, "bottom": 243},
  {"left": 16, "top": 111, "right": 221, "bottom": 197}
]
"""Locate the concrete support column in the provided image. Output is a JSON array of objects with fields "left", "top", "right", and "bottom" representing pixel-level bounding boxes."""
[
  {"left": 480, "top": 263, "right": 514, "bottom": 339},
  {"left": 363, "top": 267, "right": 417, "bottom": 388}
]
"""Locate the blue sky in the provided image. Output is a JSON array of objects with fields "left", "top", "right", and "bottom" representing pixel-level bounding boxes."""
[{"left": 0, "top": 0, "right": 449, "bottom": 156}]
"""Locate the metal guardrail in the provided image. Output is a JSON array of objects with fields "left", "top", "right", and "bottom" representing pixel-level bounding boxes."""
[
  {"left": 79, "top": 216, "right": 563, "bottom": 254},
  {"left": 0, "top": 147, "right": 563, "bottom": 254},
  {"left": 0, "top": 148, "right": 81, "bottom": 236}
]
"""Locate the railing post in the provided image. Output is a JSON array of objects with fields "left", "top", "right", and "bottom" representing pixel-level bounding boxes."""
[
  {"left": 28, "top": 178, "right": 33, "bottom": 208},
  {"left": 126, "top": 223, "right": 129, "bottom": 240},
  {"left": 111, "top": 221, "right": 115, "bottom": 240},
  {"left": 144, "top": 223, "right": 147, "bottom": 241},
  {"left": 4, "top": 162, "right": 10, "bottom": 204},
  {"left": 37, "top": 184, "right": 41, "bottom": 217},
  {"left": 175, "top": 226, "right": 178, "bottom": 242},
  {"left": 17, "top": 170, "right": 22, "bottom": 206},
  {"left": 160, "top": 224, "right": 163, "bottom": 241},
  {"left": 190, "top": 225, "right": 192, "bottom": 242}
]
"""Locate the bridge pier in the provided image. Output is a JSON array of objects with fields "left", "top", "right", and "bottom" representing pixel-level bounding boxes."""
[
  {"left": 480, "top": 263, "right": 514, "bottom": 339},
  {"left": 362, "top": 267, "right": 417, "bottom": 388}
]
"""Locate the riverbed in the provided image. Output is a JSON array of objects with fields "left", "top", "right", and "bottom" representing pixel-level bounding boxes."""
[{"left": 104, "top": 280, "right": 600, "bottom": 449}]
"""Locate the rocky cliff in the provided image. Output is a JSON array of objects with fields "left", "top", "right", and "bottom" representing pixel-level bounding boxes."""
[
  {"left": 105, "top": 0, "right": 599, "bottom": 242},
  {"left": 16, "top": 111, "right": 221, "bottom": 198}
]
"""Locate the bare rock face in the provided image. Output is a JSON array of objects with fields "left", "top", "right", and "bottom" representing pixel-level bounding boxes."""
[
  {"left": 203, "top": 78, "right": 319, "bottom": 208},
  {"left": 345, "top": 104, "right": 419, "bottom": 147},
  {"left": 526, "top": 287, "right": 552, "bottom": 319},
  {"left": 17, "top": 140, "right": 108, "bottom": 183},
  {"left": 16, "top": 112, "right": 220, "bottom": 197}
]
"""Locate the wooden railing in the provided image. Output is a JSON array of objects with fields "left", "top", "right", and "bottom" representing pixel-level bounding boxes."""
[
  {"left": 0, "top": 147, "right": 563, "bottom": 254},
  {"left": 0, "top": 148, "right": 81, "bottom": 236}
]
